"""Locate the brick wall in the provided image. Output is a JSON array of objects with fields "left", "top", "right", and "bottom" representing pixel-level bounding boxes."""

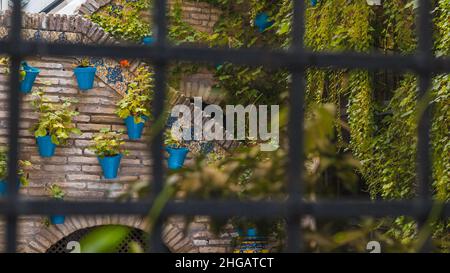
[
  {"left": 0, "top": 56, "right": 152, "bottom": 199},
  {"left": 0, "top": 5, "right": 242, "bottom": 253}
]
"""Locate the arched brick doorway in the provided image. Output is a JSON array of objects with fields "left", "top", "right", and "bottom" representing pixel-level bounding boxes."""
[{"left": 46, "top": 225, "right": 152, "bottom": 253}]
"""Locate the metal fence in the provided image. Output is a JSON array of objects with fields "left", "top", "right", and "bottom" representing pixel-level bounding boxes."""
[{"left": 0, "top": 0, "right": 449, "bottom": 253}]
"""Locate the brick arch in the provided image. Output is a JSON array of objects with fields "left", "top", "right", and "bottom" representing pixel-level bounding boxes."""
[
  {"left": 23, "top": 215, "right": 215, "bottom": 253},
  {"left": 23, "top": 215, "right": 146, "bottom": 253}
]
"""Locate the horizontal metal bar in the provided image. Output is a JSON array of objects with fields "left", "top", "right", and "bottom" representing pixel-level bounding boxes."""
[
  {"left": 0, "top": 41, "right": 449, "bottom": 73},
  {"left": 0, "top": 199, "right": 448, "bottom": 218}
]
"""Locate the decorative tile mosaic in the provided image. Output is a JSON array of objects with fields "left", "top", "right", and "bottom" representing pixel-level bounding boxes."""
[{"left": 233, "top": 238, "right": 270, "bottom": 253}]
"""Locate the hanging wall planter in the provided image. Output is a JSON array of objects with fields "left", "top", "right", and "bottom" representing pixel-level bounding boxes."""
[
  {"left": 47, "top": 184, "right": 65, "bottom": 225},
  {"left": 89, "top": 129, "right": 127, "bottom": 180},
  {"left": 0, "top": 151, "right": 31, "bottom": 196},
  {"left": 0, "top": 180, "right": 20, "bottom": 196},
  {"left": 20, "top": 62, "right": 40, "bottom": 94},
  {"left": 142, "top": 36, "right": 155, "bottom": 45},
  {"left": 74, "top": 58, "right": 96, "bottom": 91},
  {"left": 36, "top": 135, "right": 57, "bottom": 157},
  {"left": 247, "top": 228, "right": 257, "bottom": 237},
  {"left": 98, "top": 154, "right": 123, "bottom": 179},
  {"left": 116, "top": 67, "right": 153, "bottom": 140},
  {"left": 254, "top": 12, "right": 274, "bottom": 33},
  {"left": 124, "top": 116, "right": 148, "bottom": 140},
  {"left": 165, "top": 147, "right": 189, "bottom": 170},
  {"left": 31, "top": 92, "right": 81, "bottom": 158},
  {"left": 164, "top": 129, "right": 189, "bottom": 170},
  {"left": 50, "top": 214, "right": 65, "bottom": 225}
]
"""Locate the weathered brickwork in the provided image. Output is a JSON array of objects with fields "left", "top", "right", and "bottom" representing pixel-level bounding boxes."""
[{"left": 0, "top": 3, "right": 239, "bottom": 253}]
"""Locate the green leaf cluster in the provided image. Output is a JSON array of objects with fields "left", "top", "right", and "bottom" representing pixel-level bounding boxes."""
[
  {"left": 0, "top": 147, "right": 32, "bottom": 186},
  {"left": 116, "top": 67, "right": 154, "bottom": 122},
  {"left": 89, "top": 128, "right": 128, "bottom": 157},
  {"left": 30, "top": 91, "right": 81, "bottom": 145},
  {"left": 164, "top": 128, "right": 186, "bottom": 148},
  {"left": 89, "top": 0, "right": 152, "bottom": 42},
  {"left": 46, "top": 183, "right": 65, "bottom": 200}
]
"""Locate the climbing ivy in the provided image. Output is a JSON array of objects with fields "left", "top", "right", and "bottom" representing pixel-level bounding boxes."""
[
  {"left": 88, "top": 0, "right": 449, "bottom": 251},
  {"left": 89, "top": 0, "right": 152, "bottom": 41}
]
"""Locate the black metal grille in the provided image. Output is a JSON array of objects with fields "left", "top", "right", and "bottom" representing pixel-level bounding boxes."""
[
  {"left": 0, "top": 0, "right": 449, "bottom": 253},
  {"left": 46, "top": 226, "right": 148, "bottom": 253}
]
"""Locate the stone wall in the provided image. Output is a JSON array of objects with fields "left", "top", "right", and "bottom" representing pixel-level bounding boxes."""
[{"left": 0, "top": 4, "right": 240, "bottom": 253}]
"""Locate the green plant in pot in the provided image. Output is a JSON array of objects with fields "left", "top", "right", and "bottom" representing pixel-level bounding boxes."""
[
  {"left": 164, "top": 128, "right": 189, "bottom": 170},
  {"left": 0, "top": 147, "right": 31, "bottom": 196},
  {"left": 74, "top": 58, "right": 97, "bottom": 91},
  {"left": 116, "top": 67, "right": 153, "bottom": 140},
  {"left": 0, "top": 57, "right": 26, "bottom": 82},
  {"left": 89, "top": 129, "right": 128, "bottom": 179},
  {"left": 30, "top": 91, "right": 82, "bottom": 157},
  {"left": 46, "top": 184, "right": 66, "bottom": 225}
]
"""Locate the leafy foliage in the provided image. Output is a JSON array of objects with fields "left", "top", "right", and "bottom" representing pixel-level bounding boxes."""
[
  {"left": 87, "top": 0, "right": 449, "bottom": 252},
  {"left": 1, "top": 57, "right": 28, "bottom": 80},
  {"left": 164, "top": 127, "right": 187, "bottom": 149},
  {"left": 30, "top": 91, "right": 81, "bottom": 145},
  {"left": 170, "top": 104, "right": 360, "bottom": 238},
  {"left": 75, "top": 58, "right": 92, "bottom": 68},
  {"left": 89, "top": 0, "right": 152, "bottom": 41},
  {"left": 116, "top": 67, "right": 154, "bottom": 122},
  {"left": 89, "top": 128, "right": 128, "bottom": 157},
  {"left": 0, "top": 147, "right": 31, "bottom": 186},
  {"left": 46, "top": 183, "right": 65, "bottom": 200}
]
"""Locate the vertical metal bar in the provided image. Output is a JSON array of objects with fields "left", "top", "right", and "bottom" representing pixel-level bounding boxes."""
[
  {"left": 149, "top": 0, "right": 167, "bottom": 253},
  {"left": 416, "top": 0, "right": 433, "bottom": 252},
  {"left": 5, "top": 0, "right": 23, "bottom": 253},
  {"left": 286, "top": 0, "right": 306, "bottom": 253}
]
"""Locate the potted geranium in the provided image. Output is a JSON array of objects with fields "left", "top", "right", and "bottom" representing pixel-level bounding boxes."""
[
  {"left": 164, "top": 129, "right": 189, "bottom": 170},
  {"left": 30, "top": 91, "right": 81, "bottom": 157},
  {"left": 74, "top": 58, "right": 96, "bottom": 91},
  {"left": 46, "top": 184, "right": 65, "bottom": 225},
  {"left": 20, "top": 61, "right": 40, "bottom": 93},
  {"left": 89, "top": 128, "right": 128, "bottom": 179},
  {"left": 116, "top": 67, "right": 153, "bottom": 140},
  {"left": 0, "top": 148, "right": 31, "bottom": 196}
]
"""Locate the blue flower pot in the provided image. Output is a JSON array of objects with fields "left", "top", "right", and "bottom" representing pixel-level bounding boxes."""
[
  {"left": 0, "top": 180, "right": 21, "bottom": 196},
  {"left": 36, "top": 135, "right": 56, "bottom": 157},
  {"left": 166, "top": 147, "right": 189, "bottom": 170},
  {"left": 74, "top": 66, "right": 96, "bottom": 91},
  {"left": 247, "top": 228, "right": 257, "bottom": 237},
  {"left": 20, "top": 65, "right": 40, "bottom": 93},
  {"left": 255, "top": 12, "right": 273, "bottom": 32},
  {"left": 98, "top": 154, "right": 122, "bottom": 179},
  {"left": 311, "top": 0, "right": 317, "bottom": 6},
  {"left": 125, "top": 116, "right": 148, "bottom": 140},
  {"left": 50, "top": 215, "right": 65, "bottom": 225},
  {"left": 142, "top": 36, "right": 155, "bottom": 45}
]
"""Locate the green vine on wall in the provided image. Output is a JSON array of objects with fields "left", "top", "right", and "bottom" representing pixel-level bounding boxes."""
[{"left": 88, "top": 0, "right": 450, "bottom": 251}]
